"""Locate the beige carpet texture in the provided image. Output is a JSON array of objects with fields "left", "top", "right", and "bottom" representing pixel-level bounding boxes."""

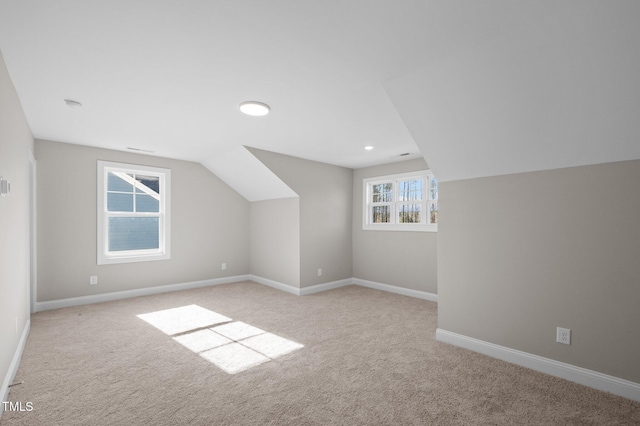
[{"left": 2, "top": 282, "right": 639, "bottom": 425}]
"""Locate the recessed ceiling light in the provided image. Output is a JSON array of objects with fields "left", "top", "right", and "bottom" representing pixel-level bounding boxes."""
[
  {"left": 364, "top": 145, "right": 374, "bottom": 151},
  {"left": 239, "top": 101, "right": 270, "bottom": 116},
  {"left": 64, "top": 99, "right": 83, "bottom": 109}
]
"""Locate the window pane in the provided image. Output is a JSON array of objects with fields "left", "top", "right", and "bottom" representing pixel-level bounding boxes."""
[
  {"left": 135, "top": 175, "right": 160, "bottom": 194},
  {"left": 429, "top": 201, "right": 438, "bottom": 224},
  {"left": 107, "top": 193, "right": 133, "bottom": 212},
  {"left": 108, "top": 217, "right": 159, "bottom": 251},
  {"left": 398, "top": 204, "right": 422, "bottom": 223},
  {"left": 371, "top": 206, "right": 391, "bottom": 223},
  {"left": 430, "top": 178, "right": 438, "bottom": 200},
  {"left": 398, "top": 179, "right": 423, "bottom": 201},
  {"left": 107, "top": 172, "right": 133, "bottom": 192},
  {"left": 136, "top": 194, "right": 159, "bottom": 212},
  {"left": 372, "top": 183, "right": 393, "bottom": 203}
]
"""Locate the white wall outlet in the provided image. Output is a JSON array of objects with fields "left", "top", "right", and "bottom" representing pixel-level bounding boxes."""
[
  {"left": 317, "top": 268, "right": 322, "bottom": 277},
  {"left": 221, "top": 263, "right": 227, "bottom": 270},
  {"left": 90, "top": 275, "right": 98, "bottom": 285},
  {"left": 556, "top": 327, "right": 571, "bottom": 345},
  {"left": 0, "top": 177, "right": 10, "bottom": 196}
]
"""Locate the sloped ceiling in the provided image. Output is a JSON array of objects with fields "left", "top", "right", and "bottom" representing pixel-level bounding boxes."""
[
  {"left": 202, "top": 146, "right": 297, "bottom": 202},
  {"left": 1, "top": 1, "right": 639, "bottom": 190},
  {"left": 385, "top": 1, "right": 640, "bottom": 182}
]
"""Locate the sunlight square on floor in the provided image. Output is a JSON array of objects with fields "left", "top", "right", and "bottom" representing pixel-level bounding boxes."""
[
  {"left": 137, "top": 304, "right": 231, "bottom": 335},
  {"left": 239, "top": 333, "right": 304, "bottom": 358},
  {"left": 173, "top": 329, "right": 232, "bottom": 352},
  {"left": 137, "top": 305, "right": 304, "bottom": 374},
  {"left": 211, "top": 321, "right": 265, "bottom": 340},
  {"left": 200, "top": 342, "right": 270, "bottom": 374}
]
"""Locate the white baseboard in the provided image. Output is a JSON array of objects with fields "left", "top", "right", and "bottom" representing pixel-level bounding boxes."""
[
  {"left": 34, "top": 275, "right": 251, "bottom": 312},
  {"left": 1, "top": 319, "right": 30, "bottom": 418},
  {"left": 436, "top": 328, "right": 640, "bottom": 402},
  {"left": 299, "top": 278, "right": 353, "bottom": 296},
  {"left": 34, "top": 275, "right": 437, "bottom": 313},
  {"left": 249, "top": 275, "right": 437, "bottom": 301},
  {"left": 248, "top": 275, "right": 352, "bottom": 296},
  {"left": 248, "top": 275, "right": 301, "bottom": 296},
  {"left": 353, "top": 278, "right": 438, "bottom": 302}
]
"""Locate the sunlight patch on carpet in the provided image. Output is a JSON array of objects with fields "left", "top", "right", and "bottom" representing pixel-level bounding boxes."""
[
  {"left": 211, "top": 321, "right": 265, "bottom": 340},
  {"left": 173, "top": 329, "right": 232, "bottom": 352},
  {"left": 200, "top": 343, "right": 270, "bottom": 374},
  {"left": 137, "top": 304, "right": 231, "bottom": 335},
  {"left": 240, "top": 333, "right": 304, "bottom": 358},
  {"left": 137, "top": 305, "right": 303, "bottom": 374}
]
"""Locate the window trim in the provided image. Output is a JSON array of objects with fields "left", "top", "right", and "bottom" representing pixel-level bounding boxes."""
[
  {"left": 362, "top": 170, "right": 437, "bottom": 232},
  {"left": 97, "top": 160, "right": 171, "bottom": 265}
]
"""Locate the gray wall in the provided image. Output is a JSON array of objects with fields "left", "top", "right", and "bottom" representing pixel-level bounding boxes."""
[
  {"left": 250, "top": 197, "right": 300, "bottom": 288},
  {"left": 248, "top": 148, "right": 352, "bottom": 287},
  {"left": 352, "top": 158, "right": 437, "bottom": 294},
  {"left": 36, "top": 140, "right": 250, "bottom": 301},
  {"left": 438, "top": 160, "right": 640, "bottom": 383},
  {"left": 0, "top": 50, "right": 34, "bottom": 399}
]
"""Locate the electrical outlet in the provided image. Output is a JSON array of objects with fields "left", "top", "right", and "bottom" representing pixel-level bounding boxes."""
[
  {"left": 0, "top": 177, "right": 10, "bottom": 196},
  {"left": 556, "top": 327, "right": 571, "bottom": 345},
  {"left": 90, "top": 276, "right": 98, "bottom": 285},
  {"left": 221, "top": 263, "right": 227, "bottom": 270},
  {"left": 317, "top": 268, "right": 322, "bottom": 277}
]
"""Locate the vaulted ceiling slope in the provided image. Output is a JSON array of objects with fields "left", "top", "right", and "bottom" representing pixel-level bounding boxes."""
[
  {"left": 385, "top": 1, "right": 640, "bottom": 182},
  {"left": 202, "top": 146, "right": 297, "bottom": 202},
  {"left": 0, "top": 1, "right": 638, "bottom": 185}
]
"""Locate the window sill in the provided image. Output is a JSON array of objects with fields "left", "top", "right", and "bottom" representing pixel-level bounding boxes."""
[
  {"left": 362, "top": 224, "right": 437, "bottom": 232},
  {"left": 97, "top": 252, "right": 170, "bottom": 265}
]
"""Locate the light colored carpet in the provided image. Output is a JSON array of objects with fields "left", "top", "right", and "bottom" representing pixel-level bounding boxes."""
[{"left": 2, "top": 281, "right": 639, "bottom": 425}]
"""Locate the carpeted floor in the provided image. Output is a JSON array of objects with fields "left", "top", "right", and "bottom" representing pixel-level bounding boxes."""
[{"left": 2, "top": 281, "right": 639, "bottom": 425}]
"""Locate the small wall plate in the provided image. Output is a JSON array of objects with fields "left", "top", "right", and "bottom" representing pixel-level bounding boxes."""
[{"left": 0, "top": 177, "right": 10, "bottom": 196}]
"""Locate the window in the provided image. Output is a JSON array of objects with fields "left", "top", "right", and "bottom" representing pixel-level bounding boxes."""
[
  {"left": 97, "top": 161, "right": 171, "bottom": 264},
  {"left": 363, "top": 170, "right": 437, "bottom": 232}
]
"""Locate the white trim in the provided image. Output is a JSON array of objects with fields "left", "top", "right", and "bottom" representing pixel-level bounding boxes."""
[
  {"left": 1, "top": 320, "right": 30, "bottom": 418},
  {"left": 363, "top": 224, "right": 439, "bottom": 233},
  {"left": 97, "top": 160, "right": 171, "bottom": 265},
  {"left": 436, "top": 329, "right": 640, "bottom": 402},
  {"left": 353, "top": 278, "right": 438, "bottom": 302},
  {"left": 28, "top": 149, "right": 37, "bottom": 314},
  {"left": 34, "top": 275, "right": 438, "bottom": 312},
  {"left": 363, "top": 169, "right": 438, "bottom": 232},
  {"left": 34, "top": 275, "right": 250, "bottom": 312},
  {"left": 248, "top": 275, "right": 301, "bottom": 296},
  {"left": 249, "top": 276, "right": 437, "bottom": 301},
  {"left": 299, "top": 278, "right": 353, "bottom": 295},
  {"left": 248, "top": 276, "right": 351, "bottom": 296}
]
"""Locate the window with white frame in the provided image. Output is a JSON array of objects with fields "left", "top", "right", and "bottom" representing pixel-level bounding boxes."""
[
  {"left": 363, "top": 170, "right": 437, "bottom": 232},
  {"left": 97, "top": 161, "right": 171, "bottom": 264}
]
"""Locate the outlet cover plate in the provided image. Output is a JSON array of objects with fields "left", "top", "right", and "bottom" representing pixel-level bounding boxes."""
[{"left": 556, "top": 327, "right": 571, "bottom": 345}]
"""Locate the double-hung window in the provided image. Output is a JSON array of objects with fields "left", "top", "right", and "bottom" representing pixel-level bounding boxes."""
[
  {"left": 363, "top": 170, "right": 437, "bottom": 232},
  {"left": 97, "top": 161, "right": 171, "bottom": 264}
]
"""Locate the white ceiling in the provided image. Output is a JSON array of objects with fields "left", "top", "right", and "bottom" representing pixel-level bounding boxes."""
[
  {"left": 201, "top": 146, "right": 297, "bottom": 202},
  {"left": 385, "top": 1, "right": 640, "bottom": 182},
  {"left": 1, "top": 1, "right": 639, "bottom": 182}
]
